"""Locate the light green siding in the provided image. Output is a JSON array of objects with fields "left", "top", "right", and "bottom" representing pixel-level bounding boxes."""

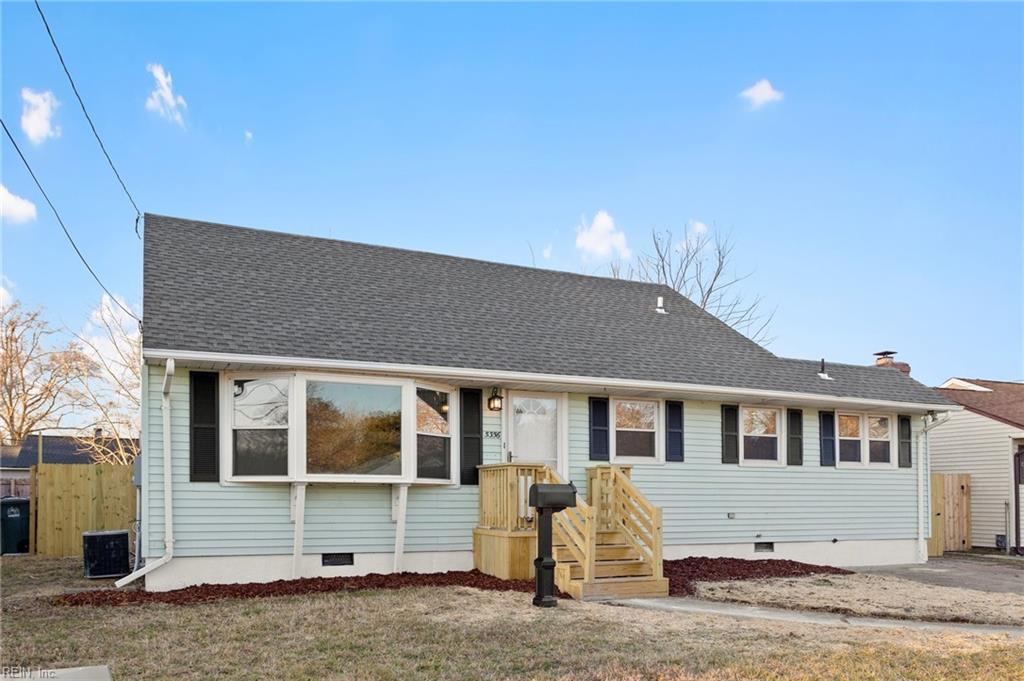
[
  {"left": 143, "top": 366, "right": 926, "bottom": 560},
  {"left": 568, "top": 396, "right": 925, "bottom": 545},
  {"left": 143, "top": 368, "right": 503, "bottom": 557}
]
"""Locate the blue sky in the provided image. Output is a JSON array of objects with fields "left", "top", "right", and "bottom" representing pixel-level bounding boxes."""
[{"left": 2, "top": 2, "right": 1021, "bottom": 387}]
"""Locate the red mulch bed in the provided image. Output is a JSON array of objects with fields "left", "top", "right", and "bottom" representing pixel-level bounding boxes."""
[
  {"left": 664, "top": 557, "right": 851, "bottom": 596},
  {"left": 54, "top": 558, "right": 849, "bottom": 607},
  {"left": 54, "top": 570, "right": 544, "bottom": 607}
]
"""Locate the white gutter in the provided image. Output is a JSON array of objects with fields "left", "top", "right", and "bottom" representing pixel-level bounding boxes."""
[
  {"left": 916, "top": 412, "right": 951, "bottom": 563},
  {"left": 116, "top": 359, "right": 175, "bottom": 588},
  {"left": 142, "top": 348, "right": 959, "bottom": 413}
]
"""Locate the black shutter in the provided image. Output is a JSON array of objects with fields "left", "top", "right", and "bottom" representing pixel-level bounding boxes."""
[
  {"left": 189, "top": 371, "right": 219, "bottom": 482},
  {"left": 460, "top": 389, "right": 483, "bottom": 485},
  {"left": 589, "top": 397, "right": 609, "bottom": 461},
  {"left": 721, "top": 405, "right": 739, "bottom": 464},
  {"left": 666, "top": 401, "right": 684, "bottom": 462},
  {"left": 898, "top": 415, "right": 912, "bottom": 468},
  {"left": 819, "top": 410, "right": 836, "bottom": 467},
  {"left": 787, "top": 409, "right": 803, "bottom": 466}
]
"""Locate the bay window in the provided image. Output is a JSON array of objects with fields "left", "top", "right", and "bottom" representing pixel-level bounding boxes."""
[
  {"left": 741, "top": 406, "right": 781, "bottom": 463},
  {"left": 221, "top": 372, "right": 458, "bottom": 484},
  {"left": 611, "top": 399, "right": 660, "bottom": 460}
]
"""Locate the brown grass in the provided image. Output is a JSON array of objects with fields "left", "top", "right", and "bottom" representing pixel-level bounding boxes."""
[
  {"left": 2, "top": 557, "right": 1022, "bottom": 680},
  {"left": 694, "top": 573, "right": 1024, "bottom": 627}
]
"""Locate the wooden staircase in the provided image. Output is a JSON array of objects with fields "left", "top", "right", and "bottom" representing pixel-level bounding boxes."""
[
  {"left": 548, "top": 466, "right": 668, "bottom": 600},
  {"left": 474, "top": 463, "right": 668, "bottom": 601}
]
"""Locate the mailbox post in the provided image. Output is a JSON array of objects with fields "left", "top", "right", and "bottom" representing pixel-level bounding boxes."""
[{"left": 528, "top": 482, "right": 577, "bottom": 607}]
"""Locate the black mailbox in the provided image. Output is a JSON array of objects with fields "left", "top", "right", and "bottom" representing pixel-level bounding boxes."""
[
  {"left": 528, "top": 483, "right": 576, "bottom": 511},
  {"left": 529, "top": 482, "right": 577, "bottom": 607}
]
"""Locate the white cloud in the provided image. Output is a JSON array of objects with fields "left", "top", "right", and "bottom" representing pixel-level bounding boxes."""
[
  {"left": 1, "top": 185, "right": 37, "bottom": 225},
  {"left": 20, "top": 88, "right": 61, "bottom": 144},
  {"left": 0, "top": 283, "right": 11, "bottom": 309},
  {"left": 542, "top": 244, "right": 552, "bottom": 260},
  {"left": 575, "top": 211, "right": 631, "bottom": 260},
  {"left": 244, "top": 130, "right": 253, "bottom": 143},
  {"left": 690, "top": 220, "right": 708, "bottom": 236},
  {"left": 145, "top": 63, "right": 187, "bottom": 126},
  {"left": 739, "top": 79, "right": 784, "bottom": 110}
]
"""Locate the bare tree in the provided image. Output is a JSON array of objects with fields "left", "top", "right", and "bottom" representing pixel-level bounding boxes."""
[
  {"left": 0, "top": 299, "right": 91, "bottom": 445},
  {"left": 70, "top": 295, "right": 141, "bottom": 465},
  {"left": 611, "top": 225, "right": 775, "bottom": 344}
]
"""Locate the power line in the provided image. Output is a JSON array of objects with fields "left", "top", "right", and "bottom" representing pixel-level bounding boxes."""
[
  {"left": 1, "top": 118, "right": 141, "bottom": 324},
  {"left": 33, "top": 0, "right": 142, "bottom": 238}
]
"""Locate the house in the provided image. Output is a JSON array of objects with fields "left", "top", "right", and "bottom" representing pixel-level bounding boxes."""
[
  {"left": 1, "top": 435, "right": 100, "bottom": 497},
  {"left": 125, "top": 214, "right": 954, "bottom": 595},
  {"left": 930, "top": 378, "right": 1024, "bottom": 554}
]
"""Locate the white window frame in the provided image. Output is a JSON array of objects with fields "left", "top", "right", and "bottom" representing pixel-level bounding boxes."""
[
  {"left": 866, "top": 414, "right": 897, "bottom": 469},
  {"left": 221, "top": 372, "right": 296, "bottom": 483},
  {"left": 609, "top": 397, "right": 664, "bottom": 464},
  {"left": 737, "top": 405, "right": 785, "bottom": 468},
  {"left": 413, "top": 381, "right": 460, "bottom": 486},
  {"left": 835, "top": 412, "right": 898, "bottom": 469},
  {"left": 220, "top": 371, "right": 460, "bottom": 485}
]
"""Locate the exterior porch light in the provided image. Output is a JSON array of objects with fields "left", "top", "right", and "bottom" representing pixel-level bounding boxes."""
[{"left": 487, "top": 388, "right": 503, "bottom": 412}]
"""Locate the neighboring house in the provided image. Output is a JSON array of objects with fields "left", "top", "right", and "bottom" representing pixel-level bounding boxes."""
[
  {"left": 130, "top": 214, "right": 953, "bottom": 594},
  {"left": 1, "top": 435, "right": 139, "bottom": 497},
  {"left": 930, "top": 378, "right": 1024, "bottom": 553}
]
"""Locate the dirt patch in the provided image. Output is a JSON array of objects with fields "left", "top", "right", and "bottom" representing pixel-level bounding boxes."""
[
  {"left": 664, "top": 557, "right": 850, "bottom": 596},
  {"left": 695, "top": 573, "right": 1024, "bottom": 627},
  {"left": 54, "top": 569, "right": 556, "bottom": 607}
]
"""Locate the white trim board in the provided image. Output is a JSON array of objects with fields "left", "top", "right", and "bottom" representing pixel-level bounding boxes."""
[
  {"left": 144, "top": 348, "right": 958, "bottom": 413},
  {"left": 143, "top": 551, "right": 474, "bottom": 592},
  {"left": 663, "top": 538, "right": 920, "bottom": 567}
]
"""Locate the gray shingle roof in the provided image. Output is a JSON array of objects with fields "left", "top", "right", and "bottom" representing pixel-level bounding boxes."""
[{"left": 143, "top": 214, "right": 951, "bottom": 407}]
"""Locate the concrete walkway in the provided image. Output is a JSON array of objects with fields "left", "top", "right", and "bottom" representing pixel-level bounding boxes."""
[{"left": 612, "top": 597, "right": 1024, "bottom": 637}]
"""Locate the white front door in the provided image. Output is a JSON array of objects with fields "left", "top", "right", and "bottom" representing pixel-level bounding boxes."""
[{"left": 507, "top": 392, "right": 560, "bottom": 471}]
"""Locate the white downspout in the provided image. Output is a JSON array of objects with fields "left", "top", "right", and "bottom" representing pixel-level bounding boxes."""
[
  {"left": 117, "top": 359, "right": 176, "bottom": 587},
  {"left": 916, "top": 412, "right": 950, "bottom": 564},
  {"left": 392, "top": 484, "right": 409, "bottom": 572}
]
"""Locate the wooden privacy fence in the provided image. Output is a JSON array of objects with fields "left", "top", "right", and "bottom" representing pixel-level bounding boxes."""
[
  {"left": 29, "top": 463, "right": 136, "bottom": 557},
  {"left": 928, "top": 472, "right": 971, "bottom": 557}
]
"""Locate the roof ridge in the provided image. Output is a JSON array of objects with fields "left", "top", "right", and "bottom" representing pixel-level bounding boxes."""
[
  {"left": 953, "top": 377, "right": 1024, "bottom": 386},
  {"left": 779, "top": 357, "right": 880, "bottom": 371},
  {"left": 144, "top": 213, "right": 676, "bottom": 292}
]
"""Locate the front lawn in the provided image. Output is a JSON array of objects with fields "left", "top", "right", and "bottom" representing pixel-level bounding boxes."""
[{"left": 2, "top": 556, "right": 1021, "bottom": 680}]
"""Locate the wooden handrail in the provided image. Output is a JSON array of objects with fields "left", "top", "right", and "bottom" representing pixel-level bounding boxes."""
[
  {"left": 608, "top": 466, "right": 663, "bottom": 579},
  {"left": 478, "top": 463, "right": 549, "bottom": 532},
  {"left": 539, "top": 466, "right": 596, "bottom": 582}
]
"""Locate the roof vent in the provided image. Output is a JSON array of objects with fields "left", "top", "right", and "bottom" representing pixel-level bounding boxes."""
[
  {"left": 655, "top": 296, "right": 667, "bottom": 314},
  {"left": 817, "top": 358, "right": 833, "bottom": 381}
]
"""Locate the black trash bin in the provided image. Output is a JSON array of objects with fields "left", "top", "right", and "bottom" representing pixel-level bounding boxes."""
[{"left": 1, "top": 497, "right": 31, "bottom": 554}]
